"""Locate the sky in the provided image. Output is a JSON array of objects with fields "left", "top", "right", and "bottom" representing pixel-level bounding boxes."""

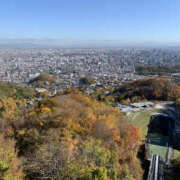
[{"left": 1, "top": 0, "right": 180, "bottom": 45}]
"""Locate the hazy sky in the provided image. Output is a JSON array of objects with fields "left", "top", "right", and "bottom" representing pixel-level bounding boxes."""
[{"left": 1, "top": 0, "right": 180, "bottom": 44}]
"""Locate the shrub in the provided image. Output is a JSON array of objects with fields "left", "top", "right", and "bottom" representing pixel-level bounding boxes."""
[{"left": 0, "top": 134, "right": 24, "bottom": 179}]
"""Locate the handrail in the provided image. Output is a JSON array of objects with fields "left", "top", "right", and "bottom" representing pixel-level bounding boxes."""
[{"left": 147, "top": 155, "right": 164, "bottom": 180}]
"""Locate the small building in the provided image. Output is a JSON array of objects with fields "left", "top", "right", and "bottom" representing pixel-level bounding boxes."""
[{"left": 35, "top": 88, "right": 48, "bottom": 93}]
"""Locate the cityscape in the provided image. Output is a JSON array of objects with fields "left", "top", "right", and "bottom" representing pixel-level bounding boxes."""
[
  {"left": 1, "top": 0, "right": 180, "bottom": 179},
  {"left": 1, "top": 47, "right": 180, "bottom": 91}
]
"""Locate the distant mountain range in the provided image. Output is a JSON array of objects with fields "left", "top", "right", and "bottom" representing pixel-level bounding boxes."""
[{"left": 1, "top": 38, "right": 180, "bottom": 48}]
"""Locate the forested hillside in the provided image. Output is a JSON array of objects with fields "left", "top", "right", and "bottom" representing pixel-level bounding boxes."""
[
  {"left": 135, "top": 65, "right": 180, "bottom": 76},
  {"left": 110, "top": 78, "right": 180, "bottom": 104},
  {"left": 1, "top": 78, "right": 180, "bottom": 179},
  {"left": 0, "top": 82, "right": 35, "bottom": 179},
  {"left": 28, "top": 73, "right": 56, "bottom": 87},
  {"left": 0, "top": 86, "right": 143, "bottom": 179},
  {"left": 0, "top": 82, "right": 34, "bottom": 118}
]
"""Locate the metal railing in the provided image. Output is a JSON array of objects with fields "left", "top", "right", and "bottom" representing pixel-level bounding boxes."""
[{"left": 147, "top": 155, "right": 164, "bottom": 180}]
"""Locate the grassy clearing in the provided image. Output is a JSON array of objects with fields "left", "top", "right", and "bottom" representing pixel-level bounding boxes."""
[
  {"left": 127, "top": 109, "right": 160, "bottom": 139},
  {"left": 147, "top": 144, "right": 168, "bottom": 161},
  {"left": 128, "top": 109, "right": 170, "bottom": 161},
  {"left": 127, "top": 109, "right": 180, "bottom": 162},
  {"left": 172, "top": 149, "right": 180, "bottom": 160}
]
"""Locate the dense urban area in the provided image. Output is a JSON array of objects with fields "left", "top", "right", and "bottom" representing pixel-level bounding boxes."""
[
  {"left": 1, "top": 47, "right": 180, "bottom": 90},
  {"left": 0, "top": 48, "right": 138, "bottom": 85},
  {"left": 1, "top": 47, "right": 180, "bottom": 180}
]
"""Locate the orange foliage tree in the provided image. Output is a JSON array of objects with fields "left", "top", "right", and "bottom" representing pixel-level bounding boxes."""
[{"left": 11, "top": 90, "right": 143, "bottom": 179}]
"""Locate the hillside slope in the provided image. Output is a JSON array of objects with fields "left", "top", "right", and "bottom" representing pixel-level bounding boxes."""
[
  {"left": 111, "top": 78, "right": 180, "bottom": 104},
  {"left": 6, "top": 90, "right": 142, "bottom": 180},
  {"left": 28, "top": 73, "right": 56, "bottom": 87}
]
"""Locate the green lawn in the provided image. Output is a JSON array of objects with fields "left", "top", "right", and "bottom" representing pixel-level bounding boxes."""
[
  {"left": 128, "top": 109, "right": 159, "bottom": 139},
  {"left": 146, "top": 144, "right": 168, "bottom": 161},
  {"left": 172, "top": 149, "right": 180, "bottom": 160},
  {"left": 128, "top": 109, "right": 169, "bottom": 162},
  {"left": 127, "top": 109, "right": 180, "bottom": 162}
]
